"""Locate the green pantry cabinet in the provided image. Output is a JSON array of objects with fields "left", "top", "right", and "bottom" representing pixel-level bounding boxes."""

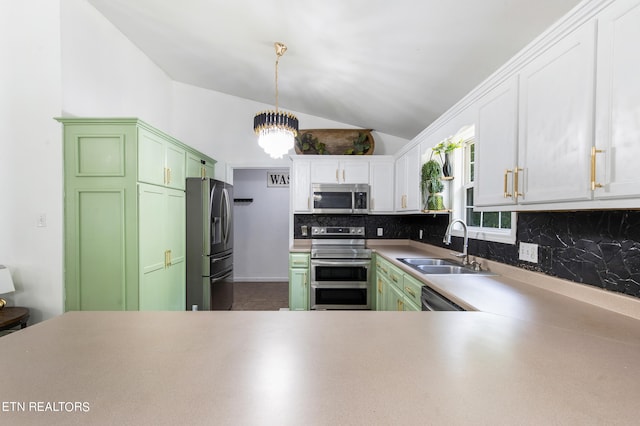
[{"left": 59, "top": 118, "right": 216, "bottom": 311}]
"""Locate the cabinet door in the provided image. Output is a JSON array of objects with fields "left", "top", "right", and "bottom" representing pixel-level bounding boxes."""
[
  {"left": 405, "top": 146, "right": 421, "bottom": 211},
  {"left": 395, "top": 146, "right": 420, "bottom": 211},
  {"left": 138, "top": 128, "right": 166, "bottom": 186},
  {"left": 394, "top": 155, "right": 407, "bottom": 211},
  {"left": 475, "top": 77, "right": 519, "bottom": 207},
  {"left": 341, "top": 160, "right": 369, "bottom": 184},
  {"left": 165, "top": 143, "right": 185, "bottom": 190},
  {"left": 594, "top": 0, "right": 640, "bottom": 199},
  {"left": 165, "top": 188, "right": 186, "bottom": 310},
  {"left": 139, "top": 184, "right": 167, "bottom": 310},
  {"left": 311, "top": 160, "right": 340, "bottom": 184},
  {"left": 385, "top": 280, "right": 404, "bottom": 311},
  {"left": 370, "top": 160, "right": 394, "bottom": 212},
  {"left": 139, "top": 184, "right": 186, "bottom": 311},
  {"left": 288, "top": 268, "right": 309, "bottom": 310},
  {"left": 291, "top": 160, "right": 311, "bottom": 212},
  {"left": 186, "top": 152, "right": 204, "bottom": 178},
  {"left": 518, "top": 21, "right": 596, "bottom": 204}
]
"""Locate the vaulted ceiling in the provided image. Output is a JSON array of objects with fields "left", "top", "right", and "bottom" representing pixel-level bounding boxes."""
[{"left": 87, "top": 0, "right": 583, "bottom": 140}]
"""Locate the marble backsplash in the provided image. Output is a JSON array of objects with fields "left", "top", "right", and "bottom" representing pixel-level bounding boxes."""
[{"left": 294, "top": 211, "right": 640, "bottom": 298}]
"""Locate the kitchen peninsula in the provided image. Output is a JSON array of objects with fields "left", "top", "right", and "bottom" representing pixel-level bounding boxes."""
[{"left": 1, "top": 291, "right": 639, "bottom": 425}]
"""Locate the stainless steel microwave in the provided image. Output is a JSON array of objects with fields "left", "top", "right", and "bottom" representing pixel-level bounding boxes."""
[{"left": 311, "top": 184, "right": 369, "bottom": 214}]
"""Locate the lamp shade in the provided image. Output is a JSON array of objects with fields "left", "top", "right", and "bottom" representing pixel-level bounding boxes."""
[{"left": 0, "top": 265, "right": 15, "bottom": 294}]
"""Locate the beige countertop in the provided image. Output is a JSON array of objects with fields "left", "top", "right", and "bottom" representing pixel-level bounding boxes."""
[
  {"left": 368, "top": 241, "right": 640, "bottom": 345},
  {"left": 2, "top": 311, "right": 640, "bottom": 425}
]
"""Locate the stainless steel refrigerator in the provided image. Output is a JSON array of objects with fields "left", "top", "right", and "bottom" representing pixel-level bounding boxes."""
[{"left": 186, "top": 178, "right": 233, "bottom": 310}]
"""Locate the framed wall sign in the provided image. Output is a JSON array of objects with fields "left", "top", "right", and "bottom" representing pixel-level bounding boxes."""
[{"left": 267, "top": 170, "right": 290, "bottom": 187}]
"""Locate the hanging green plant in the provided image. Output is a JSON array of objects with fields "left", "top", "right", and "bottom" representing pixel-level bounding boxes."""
[{"left": 421, "top": 159, "right": 445, "bottom": 210}]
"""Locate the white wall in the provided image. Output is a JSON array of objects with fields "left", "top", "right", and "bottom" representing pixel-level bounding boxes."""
[
  {"left": 232, "top": 169, "right": 289, "bottom": 281},
  {"left": 61, "top": 0, "right": 173, "bottom": 130},
  {"left": 0, "top": 0, "right": 64, "bottom": 323},
  {"left": 0, "top": 0, "right": 409, "bottom": 323},
  {"left": 170, "top": 81, "right": 410, "bottom": 182}
]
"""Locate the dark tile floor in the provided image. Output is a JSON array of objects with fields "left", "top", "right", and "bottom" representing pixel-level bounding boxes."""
[{"left": 232, "top": 282, "right": 289, "bottom": 311}]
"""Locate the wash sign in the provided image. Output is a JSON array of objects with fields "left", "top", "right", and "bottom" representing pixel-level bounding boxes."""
[{"left": 267, "top": 171, "right": 290, "bottom": 187}]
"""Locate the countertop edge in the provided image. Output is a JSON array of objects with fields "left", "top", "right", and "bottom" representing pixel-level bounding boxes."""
[{"left": 368, "top": 240, "right": 640, "bottom": 321}]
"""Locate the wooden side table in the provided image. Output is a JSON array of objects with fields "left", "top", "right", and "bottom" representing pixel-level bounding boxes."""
[{"left": 0, "top": 307, "right": 30, "bottom": 332}]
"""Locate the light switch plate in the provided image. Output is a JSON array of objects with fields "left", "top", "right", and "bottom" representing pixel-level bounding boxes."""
[
  {"left": 377, "top": 228, "right": 383, "bottom": 237},
  {"left": 519, "top": 242, "right": 538, "bottom": 263}
]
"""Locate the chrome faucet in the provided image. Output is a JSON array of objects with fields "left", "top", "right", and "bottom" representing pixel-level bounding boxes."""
[{"left": 443, "top": 219, "right": 469, "bottom": 265}]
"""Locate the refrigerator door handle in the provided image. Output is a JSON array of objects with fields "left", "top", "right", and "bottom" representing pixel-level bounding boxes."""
[
  {"left": 208, "top": 181, "right": 216, "bottom": 249},
  {"left": 222, "top": 187, "right": 231, "bottom": 245},
  {"left": 211, "top": 269, "right": 233, "bottom": 284},
  {"left": 210, "top": 253, "right": 233, "bottom": 263}
]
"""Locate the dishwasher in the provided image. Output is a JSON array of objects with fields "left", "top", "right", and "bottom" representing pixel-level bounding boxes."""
[{"left": 421, "top": 285, "right": 466, "bottom": 311}]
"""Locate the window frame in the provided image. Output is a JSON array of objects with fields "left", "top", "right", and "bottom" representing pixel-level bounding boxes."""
[{"left": 449, "top": 134, "right": 517, "bottom": 245}]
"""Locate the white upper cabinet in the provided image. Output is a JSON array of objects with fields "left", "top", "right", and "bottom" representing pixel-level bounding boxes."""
[
  {"left": 310, "top": 159, "right": 369, "bottom": 184},
  {"left": 291, "top": 159, "right": 311, "bottom": 213},
  {"left": 517, "top": 20, "right": 596, "bottom": 205},
  {"left": 369, "top": 158, "right": 395, "bottom": 213},
  {"left": 594, "top": 0, "right": 640, "bottom": 200},
  {"left": 475, "top": 76, "right": 519, "bottom": 207},
  {"left": 394, "top": 145, "right": 420, "bottom": 212}
]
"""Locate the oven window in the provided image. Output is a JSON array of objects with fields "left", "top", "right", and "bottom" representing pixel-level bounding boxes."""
[
  {"left": 314, "top": 288, "right": 368, "bottom": 306},
  {"left": 313, "top": 191, "right": 352, "bottom": 210},
  {"left": 315, "top": 265, "right": 367, "bottom": 282}
]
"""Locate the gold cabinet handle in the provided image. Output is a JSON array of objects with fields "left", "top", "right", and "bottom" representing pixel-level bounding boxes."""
[
  {"left": 167, "top": 168, "right": 172, "bottom": 184},
  {"left": 591, "top": 147, "right": 604, "bottom": 190},
  {"left": 336, "top": 169, "right": 339, "bottom": 182},
  {"left": 201, "top": 166, "right": 206, "bottom": 178},
  {"left": 164, "top": 250, "right": 170, "bottom": 268},
  {"left": 168, "top": 249, "right": 172, "bottom": 266},
  {"left": 514, "top": 167, "right": 523, "bottom": 199},
  {"left": 307, "top": 197, "right": 310, "bottom": 210},
  {"left": 391, "top": 274, "right": 399, "bottom": 283},
  {"left": 303, "top": 272, "right": 307, "bottom": 287},
  {"left": 378, "top": 278, "right": 383, "bottom": 294},
  {"left": 342, "top": 170, "right": 345, "bottom": 182},
  {"left": 504, "top": 169, "right": 513, "bottom": 198},
  {"left": 405, "top": 286, "right": 416, "bottom": 298}
]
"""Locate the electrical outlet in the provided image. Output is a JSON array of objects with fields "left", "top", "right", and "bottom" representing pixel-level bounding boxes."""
[
  {"left": 419, "top": 229, "right": 423, "bottom": 239},
  {"left": 377, "top": 228, "right": 383, "bottom": 237},
  {"left": 37, "top": 213, "right": 47, "bottom": 228},
  {"left": 519, "top": 242, "right": 538, "bottom": 263}
]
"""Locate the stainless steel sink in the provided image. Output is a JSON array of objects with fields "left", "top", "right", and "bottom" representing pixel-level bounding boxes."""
[
  {"left": 397, "top": 258, "right": 458, "bottom": 267},
  {"left": 397, "top": 258, "right": 495, "bottom": 275}
]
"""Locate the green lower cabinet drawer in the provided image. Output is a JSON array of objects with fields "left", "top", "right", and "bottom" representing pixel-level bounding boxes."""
[
  {"left": 403, "top": 296, "right": 420, "bottom": 311},
  {"left": 403, "top": 274, "right": 423, "bottom": 308},
  {"left": 290, "top": 253, "right": 310, "bottom": 268}
]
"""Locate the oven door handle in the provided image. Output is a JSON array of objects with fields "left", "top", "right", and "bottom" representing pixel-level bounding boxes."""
[{"left": 311, "top": 260, "right": 371, "bottom": 267}]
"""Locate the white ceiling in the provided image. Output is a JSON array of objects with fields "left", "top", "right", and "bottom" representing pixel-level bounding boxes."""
[{"left": 87, "top": 0, "right": 583, "bottom": 140}]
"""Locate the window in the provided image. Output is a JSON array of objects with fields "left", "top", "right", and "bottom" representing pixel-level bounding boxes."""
[{"left": 460, "top": 139, "right": 516, "bottom": 244}]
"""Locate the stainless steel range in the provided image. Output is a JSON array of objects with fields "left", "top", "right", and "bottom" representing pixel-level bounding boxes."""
[{"left": 310, "top": 226, "right": 372, "bottom": 310}]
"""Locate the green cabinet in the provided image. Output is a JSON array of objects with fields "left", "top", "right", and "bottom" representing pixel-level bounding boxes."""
[
  {"left": 375, "top": 255, "right": 423, "bottom": 311},
  {"left": 289, "top": 253, "right": 310, "bottom": 310},
  {"left": 59, "top": 118, "right": 215, "bottom": 311},
  {"left": 186, "top": 152, "right": 215, "bottom": 178},
  {"left": 138, "top": 184, "right": 185, "bottom": 311},
  {"left": 138, "top": 127, "right": 186, "bottom": 190}
]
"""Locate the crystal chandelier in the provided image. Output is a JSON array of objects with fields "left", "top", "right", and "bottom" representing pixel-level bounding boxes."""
[{"left": 253, "top": 42, "right": 299, "bottom": 159}]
